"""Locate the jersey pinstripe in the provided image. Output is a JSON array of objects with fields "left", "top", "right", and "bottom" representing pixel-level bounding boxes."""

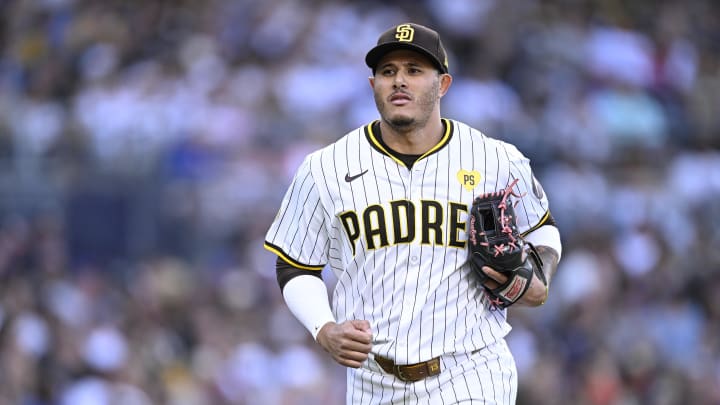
[{"left": 264, "top": 118, "right": 550, "bottom": 367}]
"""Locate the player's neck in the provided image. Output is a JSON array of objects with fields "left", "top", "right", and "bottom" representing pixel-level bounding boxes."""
[{"left": 379, "top": 117, "right": 445, "bottom": 155}]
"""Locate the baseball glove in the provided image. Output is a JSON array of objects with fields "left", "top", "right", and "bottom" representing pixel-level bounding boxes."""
[{"left": 468, "top": 179, "right": 546, "bottom": 309}]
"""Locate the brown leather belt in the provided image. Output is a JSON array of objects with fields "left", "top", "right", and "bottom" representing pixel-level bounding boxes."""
[{"left": 374, "top": 354, "right": 441, "bottom": 382}]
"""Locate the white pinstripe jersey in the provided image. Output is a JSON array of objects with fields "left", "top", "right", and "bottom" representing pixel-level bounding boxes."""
[{"left": 265, "top": 118, "right": 551, "bottom": 365}]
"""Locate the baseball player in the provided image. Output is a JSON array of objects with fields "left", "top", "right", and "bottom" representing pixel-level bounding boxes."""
[{"left": 264, "top": 23, "right": 562, "bottom": 404}]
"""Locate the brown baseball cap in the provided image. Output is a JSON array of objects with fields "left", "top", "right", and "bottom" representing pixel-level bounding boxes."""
[{"left": 365, "top": 23, "right": 449, "bottom": 74}]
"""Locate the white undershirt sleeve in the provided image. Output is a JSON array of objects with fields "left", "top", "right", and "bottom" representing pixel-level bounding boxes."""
[
  {"left": 525, "top": 225, "right": 562, "bottom": 259},
  {"left": 282, "top": 274, "right": 336, "bottom": 340}
]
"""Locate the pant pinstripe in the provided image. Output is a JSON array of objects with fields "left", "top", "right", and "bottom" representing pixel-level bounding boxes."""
[{"left": 347, "top": 340, "right": 517, "bottom": 405}]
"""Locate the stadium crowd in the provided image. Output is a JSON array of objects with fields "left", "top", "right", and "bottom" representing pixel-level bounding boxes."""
[{"left": 0, "top": 0, "right": 719, "bottom": 404}]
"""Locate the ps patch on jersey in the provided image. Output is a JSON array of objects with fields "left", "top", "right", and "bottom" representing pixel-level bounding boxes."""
[{"left": 456, "top": 170, "right": 482, "bottom": 191}]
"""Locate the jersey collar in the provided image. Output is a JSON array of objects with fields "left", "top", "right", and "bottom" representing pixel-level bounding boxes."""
[{"left": 364, "top": 118, "right": 454, "bottom": 168}]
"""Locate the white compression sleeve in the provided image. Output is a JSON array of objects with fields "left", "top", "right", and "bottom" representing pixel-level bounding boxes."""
[
  {"left": 525, "top": 225, "right": 563, "bottom": 259},
  {"left": 282, "top": 274, "right": 336, "bottom": 340}
]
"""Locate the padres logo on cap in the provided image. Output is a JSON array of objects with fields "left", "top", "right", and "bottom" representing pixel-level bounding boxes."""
[{"left": 395, "top": 24, "right": 414, "bottom": 42}]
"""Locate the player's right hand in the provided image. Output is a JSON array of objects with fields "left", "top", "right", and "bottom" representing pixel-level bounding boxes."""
[{"left": 316, "top": 320, "right": 372, "bottom": 368}]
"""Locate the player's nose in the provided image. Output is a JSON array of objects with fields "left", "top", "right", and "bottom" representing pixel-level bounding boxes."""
[{"left": 392, "top": 73, "right": 407, "bottom": 88}]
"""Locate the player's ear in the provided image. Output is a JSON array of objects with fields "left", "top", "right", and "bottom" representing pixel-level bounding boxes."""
[
  {"left": 368, "top": 76, "right": 375, "bottom": 89},
  {"left": 438, "top": 73, "right": 452, "bottom": 97}
]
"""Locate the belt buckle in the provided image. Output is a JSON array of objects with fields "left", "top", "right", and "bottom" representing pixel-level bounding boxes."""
[{"left": 428, "top": 359, "right": 440, "bottom": 374}]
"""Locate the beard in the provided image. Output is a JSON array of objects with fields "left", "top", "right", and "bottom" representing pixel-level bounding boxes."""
[{"left": 374, "top": 78, "right": 439, "bottom": 132}]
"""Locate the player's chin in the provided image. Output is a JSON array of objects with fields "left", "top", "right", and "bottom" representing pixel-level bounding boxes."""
[{"left": 386, "top": 114, "right": 415, "bottom": 129}]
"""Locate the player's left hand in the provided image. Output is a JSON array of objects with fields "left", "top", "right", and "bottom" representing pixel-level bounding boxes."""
[{"left": 480, "top": 266, "right": 548, "bottom": 307}]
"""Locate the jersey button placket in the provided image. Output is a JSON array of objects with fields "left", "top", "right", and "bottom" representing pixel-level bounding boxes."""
[{"left": 398, "top": 246, "right": 420, "bottom": 344}]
